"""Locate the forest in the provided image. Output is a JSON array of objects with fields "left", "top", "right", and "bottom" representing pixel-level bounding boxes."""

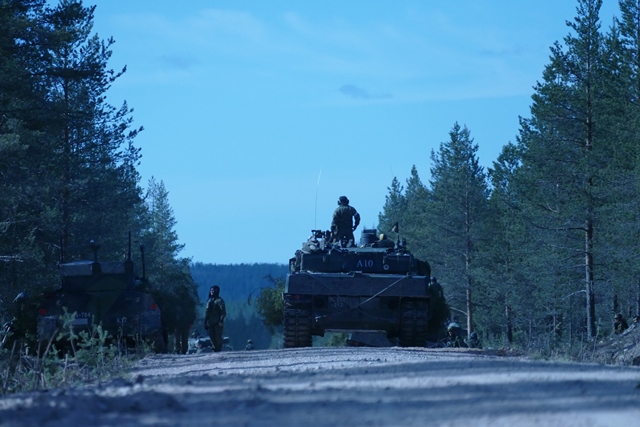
[
  {"left": 2, "top": 0, "right": 640, "bottom": 356},
  {"left": 0, "top": 0, "right": 199, "bottom": 348},
  {"left": 375, "top": 0, "right": 640, "bottom": 355}
]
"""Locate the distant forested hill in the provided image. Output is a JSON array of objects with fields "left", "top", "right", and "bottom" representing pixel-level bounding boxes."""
[{"left": 190, "top": 262, "right": 289, "bottom": 302}]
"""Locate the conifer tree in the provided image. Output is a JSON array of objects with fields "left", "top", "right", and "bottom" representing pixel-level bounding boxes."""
[
  {"left": 144, "top": 178, "right": 184, "bottom": 269},
  {"left": 485, "top": 143, "right": 539, "bottom": 345},
  {"left": 0, "top": 1, "right": 58, "bottom": 304},
  {"left": 377, "top": 177, "right": 407, "bottom": 245},
  {"left": 36, "top": 0, "right": 143, "bottom": 258},
  {"left": 516, "top": 0, "right": 609, "bottom": 338},
  {"left": 0, "top": 1, "right": 170, "bottom": 327},
  {"left": 426, "top": 123, "right": 490, "bottom": 334},
  {"left": 143, "top": 177, "right": 198, "bottom": 351},
  {"left": 608, "top": 0, "right": 640, "bottom": 318},
  {"left": 402, "top": 166, "right": 430, "bottom": 259}
]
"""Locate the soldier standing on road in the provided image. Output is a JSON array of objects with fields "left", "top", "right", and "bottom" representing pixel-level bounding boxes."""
[
  {"left": 174, "top": 284, "right": 197, "bottom": 355},
  {"left": 331, "top": 196, "right": 360, "bottom": 246},
  {"left": 205, "top": 285, "right": 226, "bottom": 352}
]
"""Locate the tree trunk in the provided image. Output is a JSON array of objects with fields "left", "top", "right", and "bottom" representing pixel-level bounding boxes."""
[
  {"left": 466, "top": 286, "right": 473, "bottom": 335},
  {"left": 636, "top": 278, "right": 640, "bottom": 316},
  {"left": 505, "top": 303, "right": 513, "bottom": 344},
  {"left": 585, "top": 216, "right": 596, "bottom": 338}
]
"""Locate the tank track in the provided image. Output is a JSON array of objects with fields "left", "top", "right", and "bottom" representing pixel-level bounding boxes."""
[
  {"left": 283, "top": 295, "right": 312, "bottom": 348},
  {"left": 399, "top": 299, "right": 429, "bottom": 347}
]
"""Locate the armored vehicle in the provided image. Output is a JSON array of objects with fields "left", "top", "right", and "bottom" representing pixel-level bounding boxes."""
[
  {"left": 37, "top": 237, "right": 164, "bottom": 352},
  {"left": 284, "top": 228, "right": 434, "bottom": 348}
]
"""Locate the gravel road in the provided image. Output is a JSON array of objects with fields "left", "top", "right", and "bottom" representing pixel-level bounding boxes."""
[{"left": 1, "top": 347, "right": 640, "bottom": 426}]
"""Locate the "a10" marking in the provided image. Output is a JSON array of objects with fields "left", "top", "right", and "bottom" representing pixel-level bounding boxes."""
[{"left": 356, "top": 259, "right": 374, "bottom": 268}]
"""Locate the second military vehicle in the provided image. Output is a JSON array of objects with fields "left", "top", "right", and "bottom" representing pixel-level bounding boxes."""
[
  {"left": 284, "top": 228, "right": 437, "bottom": 348},
  {"left": 37, "top": 237, "right": 165, "bottom": 352}
]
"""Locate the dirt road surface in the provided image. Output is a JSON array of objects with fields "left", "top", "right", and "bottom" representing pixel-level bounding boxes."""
[{"left": 1, "top": 347, "right": 640, "bottom": 426}]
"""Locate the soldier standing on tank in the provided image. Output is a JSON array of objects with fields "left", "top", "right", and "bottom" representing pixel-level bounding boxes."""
[
  {"left": 331, "top": 196, "right": 360, "bottom": 246},
  {"left": 204, "top": 285, "right": 226, "bottom": 352}
]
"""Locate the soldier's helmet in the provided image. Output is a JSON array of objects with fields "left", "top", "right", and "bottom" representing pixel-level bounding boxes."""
[
  {"left": 430, "top": 277, "right": 437, "bottom": 282},
  {"left": 338, "top": 196, "right": 349, "bottom": 205},
  {"left": 614, "top": 313, "right": 623, "bottom": 321},
  {"left": 447, "top": 322, "right": 460, "bottom": 331},
  {"left": 469, "top": 331, "right": 478, "bottom": 340}
]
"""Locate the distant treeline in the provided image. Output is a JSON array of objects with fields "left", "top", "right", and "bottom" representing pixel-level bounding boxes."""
[{"left": 190, "top": 262, "right": 289, "bottom": 302}]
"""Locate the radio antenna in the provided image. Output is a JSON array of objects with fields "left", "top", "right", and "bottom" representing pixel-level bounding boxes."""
[{"left": 315, "top": 166, "right": 323, "bottom": 229}]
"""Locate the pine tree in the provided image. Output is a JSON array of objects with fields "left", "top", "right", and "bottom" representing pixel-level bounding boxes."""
[
  {"left": 609, "top": 0, "right": 640, "bottom": 318},
  {"left": 34, "top": 0, "right": 143, "bottom": 259},
  {"left": 403, "top": 166, "right": 430, "bottom": 259},
  {"left": 0, "top": 0, "right": 151, "bottom": 332},
  {"left": 0, "top": 1, "right": 56, "bottom": 306},
  {"left": 143, "top": 177, "right": 198, "bottom": 352},
  {"left": 485, "top": 143, "right": 540, "bottom": 345},
  {"left": 378, "top": 177, "right": 406, "bottom": 233},
  {"left": 516, "top": 0, "right": 610, "bottom": 339},
  {"left": 426, "top": 123, "right": 490, "bottom": 334},
  {"left": 144, "top": 177, "right": 184, "bottom": 269}
]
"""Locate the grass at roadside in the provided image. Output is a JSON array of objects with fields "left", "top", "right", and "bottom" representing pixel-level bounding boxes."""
[{"left": 0, "top": 312, "right": 155, "bottom": 395}]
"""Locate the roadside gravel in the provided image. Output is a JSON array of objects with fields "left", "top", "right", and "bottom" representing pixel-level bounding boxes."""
[{"left": 1, "top": 347, "right": 639, "bottom": 426}]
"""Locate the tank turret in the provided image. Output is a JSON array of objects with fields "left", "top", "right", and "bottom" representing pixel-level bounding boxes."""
[{"left": 290, "top": 228, "right": 430, "bottom": 277}]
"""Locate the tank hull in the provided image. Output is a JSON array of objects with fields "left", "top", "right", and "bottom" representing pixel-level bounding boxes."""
[
  {"left": 36, "top": 257, "right": 165, "bottom": 352},
  {"left": 284, "top": 272, "right": 430, "bottom": 348},
  {"left": 37, "top": 289, "right": 164, "bottom": 350}
]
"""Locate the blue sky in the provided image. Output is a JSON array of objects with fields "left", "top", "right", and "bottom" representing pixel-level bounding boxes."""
[{"left": 86, "top": 0, "right": 620, "bottom": 265}]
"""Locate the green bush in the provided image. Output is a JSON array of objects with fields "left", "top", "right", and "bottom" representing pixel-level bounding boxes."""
[
  {"left": 255, "top": 276, "right": 285, "bottom": 333},
  {"left": 0, "top": 311, "right": 150, "bottom": 395}
]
